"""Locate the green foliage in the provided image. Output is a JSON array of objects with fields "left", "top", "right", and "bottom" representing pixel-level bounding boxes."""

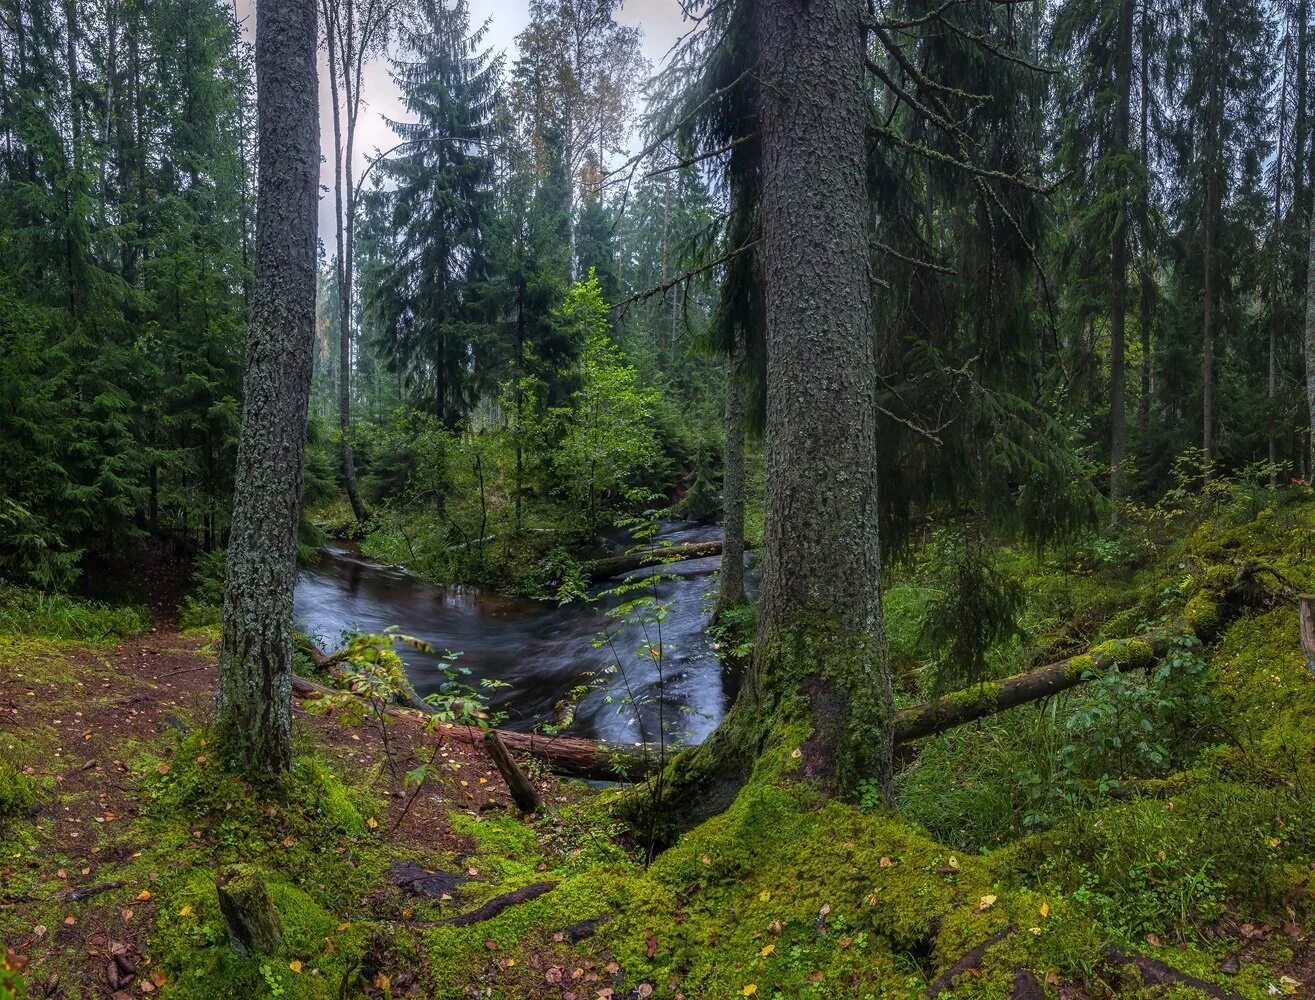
[
  {"left": 916, "top": 532, "right": 1026, "bottom": 693},
  {"left": 0, "top": 585, "right": 147, "bottom": 642},
  {"left": 0, "top": 0, "right": 252, "bottom": 588},
  {"left": 551, "top": 274, "right": 663, "bottom": 531}
]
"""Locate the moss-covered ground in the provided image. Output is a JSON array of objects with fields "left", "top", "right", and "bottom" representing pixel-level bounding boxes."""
[{"left": 5, "top": 485, "right": 1315, "bottom": 997}]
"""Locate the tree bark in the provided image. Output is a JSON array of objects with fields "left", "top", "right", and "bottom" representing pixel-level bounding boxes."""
[
  {"left": 217, "top": 867, "right": 284, "bottom": 957},
  {"left": 217, "top": 0, "right": 320, "bottom": 776},
  {"left": 1305, "top": 149, "right": 1315, "bottom": 474},
  {"left": 1202, "top": 7, "right": 1223, "bottom": 474},
  {"left": 751, "top": 0, "right": 890, "bottom": 797},
  {"left": 484, "top": 730, "right": 544, "bottom": 813},
  {"left": 1109, "top": 0, "right": 1133, "bottom": 514},
  {"left": 322, "top": 0, "right": 369, "bottom": 525},
  {"left": 624, "top": 0, "right": 890, "bottom": 843},
  {"left": 715, "top": 330, "right": 748, "bottom": 619},
  {"left": 1137, "top": 1, "right": 1153, "bottom": 435}
]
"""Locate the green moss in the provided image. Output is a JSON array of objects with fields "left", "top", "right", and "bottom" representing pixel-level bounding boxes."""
[
  {"left": 1064, "top": 653, "right": 1097, "bottom": 680},
  {"left": 0, "top": 761, "right": 37, "bottom": 820},
  {"left": 942, "top": 681, "right": 1003, "bottom": 714},
  {"left": 1090, "top": 638, "right": 1155, "bottom": 669},
  {"left": 1183, "top": 592, "right": 1222, "bottom": 635}
]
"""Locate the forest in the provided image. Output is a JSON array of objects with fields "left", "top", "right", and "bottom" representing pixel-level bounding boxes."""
[{"left": 5, "top": 0, "right": 1315, "bottom": 997}]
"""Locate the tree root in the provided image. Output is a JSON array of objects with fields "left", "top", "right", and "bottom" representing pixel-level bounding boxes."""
[{"left": 419, "top": 881, "right": 558, "bottom": 928}]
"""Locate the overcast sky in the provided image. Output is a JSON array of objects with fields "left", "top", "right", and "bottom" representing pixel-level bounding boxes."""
[{"left": 232, "top": 1, "right": 689, "bottom": 241}]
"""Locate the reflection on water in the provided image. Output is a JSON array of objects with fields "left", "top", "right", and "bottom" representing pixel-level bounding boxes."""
[{"left": 293, "top": 522, "right": 734, "bottom": 746}]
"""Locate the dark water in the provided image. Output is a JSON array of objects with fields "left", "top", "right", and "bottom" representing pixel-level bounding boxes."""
[{"left": 293, "top": 522, "right": 732, "bottom": 746}]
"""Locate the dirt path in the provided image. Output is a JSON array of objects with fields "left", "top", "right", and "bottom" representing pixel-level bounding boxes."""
[{"left": 0, "top": 628, "right": 563, "bottom": 997}]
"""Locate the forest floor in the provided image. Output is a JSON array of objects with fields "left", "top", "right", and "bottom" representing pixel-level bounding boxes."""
[{"left": 7, "top": 492, "right": 1315, "bottom": 998}]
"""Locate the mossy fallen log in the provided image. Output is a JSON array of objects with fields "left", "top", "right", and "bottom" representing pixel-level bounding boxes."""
[
  {"left": 584, "top": 540, "right": 726, "bottom": 581},
  {"left": 893, "top": 567, "right": 1251, "bottom": 745}
]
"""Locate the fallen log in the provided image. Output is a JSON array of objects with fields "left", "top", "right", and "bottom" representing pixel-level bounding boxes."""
[
  {"left": 894, "top": 570, "right": 1251, "bottom": 745},
  {"left": 484, "top": 730, "right": 544, "bottom": 813},
  {"left": 584, "top": 540, "right": 726, "bottom": 581},
  {"left": 291, "top": 674, "right": 660, "bottom": 782},
  {"left": 893, "top": 634, "right": 1172, "bottom": 744}
]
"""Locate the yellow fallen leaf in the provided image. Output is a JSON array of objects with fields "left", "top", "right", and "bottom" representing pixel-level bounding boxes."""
[
  {"left": 977, "top": 894, "right": 996, "bottom": 911},
  {"left": 1030, "top": 927, "right": 1042, "bottom": 936},
  {"left": 289, "top": 960, "right": 302, "bottom": 973},
  {"left": 366, "top": 817, "right": 379, "bottom": 829},
  {"left": 178, "top": 905, "right": 192, "bottom": 917},
  {"left": 374, "top": 973, "right": 391, "bottom": 989},
  {"left": 760, "top": 944, "right": 774, "bottom": 956},
  {"left": 136, "top": 890, "right": 152, "bottom": 901},
  {"left": 1040, "top": 901, "right": 1050, "bottom": 918},
  {"left": 743, "top": 986, "right": 758, "bottom": 996}
]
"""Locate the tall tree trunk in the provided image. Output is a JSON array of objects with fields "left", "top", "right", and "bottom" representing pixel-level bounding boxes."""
[
  {"left": 1109, "top": 0, "right": 1133, "bottom": 514},
  {"left": 1203, "top": 186, "right": 1216, "bottom": 470},
  {"left": 753, "top": 0, "right": 891, "bottom": 798},
  {"left": 1137, "top": 7, "right": 1154, "bottom": 436},
  {"left": 1298, "top": 1, "right": 1310, "bottom": 215},
  {"left": 217, "top": 0, "right": 320, "bottom": 776},
  {"left": 623, "top": 0, "right": 889, "bottom": 842},
  {"left": 323, "top": 0, "right": 368, "bottom": 524},
  {"left": 1271, "top": 34, "right": 1292, "bottom": 482},
  {"left": 1305, "top": 162, "right": 1315, "bottom": 475},
  {"left": 715, "top": 330, "right": 747, "bottom": 619}
]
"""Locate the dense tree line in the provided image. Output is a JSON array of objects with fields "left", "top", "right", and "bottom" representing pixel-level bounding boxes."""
[{"left": 0, "top": 0, "right": 253, "bottom": 588}]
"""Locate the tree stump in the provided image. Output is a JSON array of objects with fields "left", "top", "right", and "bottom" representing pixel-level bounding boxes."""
[
  {"left": 217, "top": 866, "right": 283, "bottom": 957},
  {"left": 1300, "top": 595, "right": 1315, "bottom": 677}
]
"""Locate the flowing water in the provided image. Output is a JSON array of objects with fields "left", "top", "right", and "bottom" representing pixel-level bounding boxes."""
[{"left": 293, "top": 522, "right": 736, "bottom": 746}]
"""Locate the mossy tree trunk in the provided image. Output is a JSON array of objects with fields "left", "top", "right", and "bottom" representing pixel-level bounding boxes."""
[
  {"left": 217, "top": 0, "right": 320, "bottom": 776},
  {"left": 638, "top": 0, "right": 892, "bottom": 839},
  {"left": 752, "top": 0, "right": 891, "bottom": 797}
]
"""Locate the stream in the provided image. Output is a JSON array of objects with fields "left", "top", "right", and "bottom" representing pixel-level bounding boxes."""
[{"left": 293, "top": 522, "right": 736, "bottom": 746}]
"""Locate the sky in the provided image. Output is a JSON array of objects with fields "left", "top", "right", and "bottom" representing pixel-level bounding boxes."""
[{"left": 231, "top": 0, "right": 690, "bottom": 240}]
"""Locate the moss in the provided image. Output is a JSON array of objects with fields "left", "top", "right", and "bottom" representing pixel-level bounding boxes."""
[
  {"left": 1183, "top": 592, "right": 1222, "bottom": 635},
  {"left": 1090, "top": 638, "right": 1155, "bottom": 669},
  {"left": 942, "top": 681, "right": 1003, "bottom": 714},
  {"left": 0, "top": 761, "right": 37, "bottom": 820},
  {"left": 1064, "top": 653, "right": 1097, "bottom": 680}
]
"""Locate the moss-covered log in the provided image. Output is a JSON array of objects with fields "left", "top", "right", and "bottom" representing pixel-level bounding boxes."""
[
  {"left": 893, "top": 636, "right": 1164, "bottom": 743},
  {"left": 893, "top": 569, "right": 1248, "bottom": 744},
  {"left": 584, "top": 540, "right": 726, "bottom": 581}
]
